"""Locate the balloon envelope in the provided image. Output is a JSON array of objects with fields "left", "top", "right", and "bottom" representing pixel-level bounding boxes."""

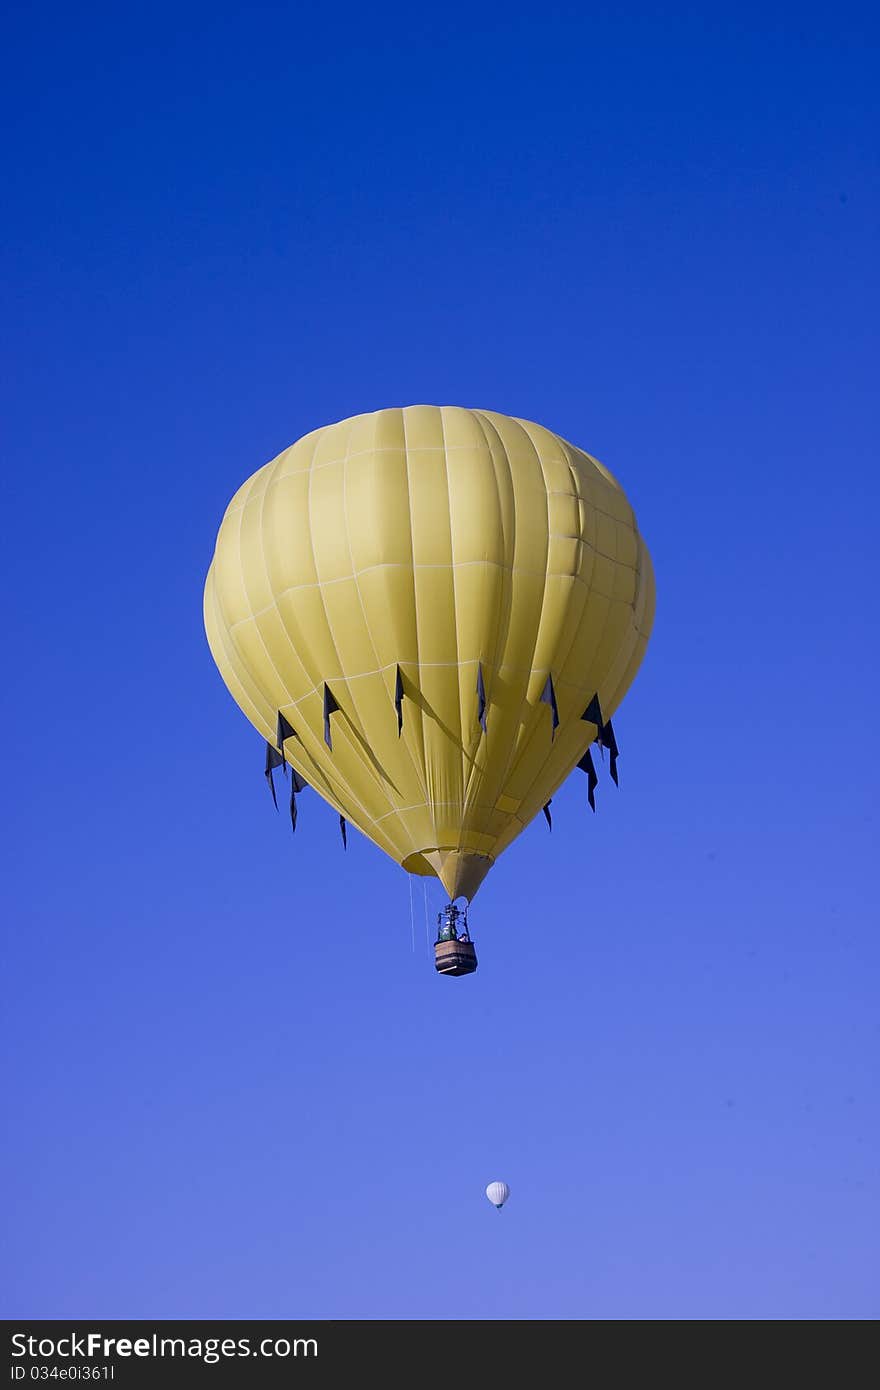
[
  {"left": 486, "top": 1181, "right": 510, "bottom": 1209},
  {"left": 204, "top": 406, "right": 654, "bottom": 899}
]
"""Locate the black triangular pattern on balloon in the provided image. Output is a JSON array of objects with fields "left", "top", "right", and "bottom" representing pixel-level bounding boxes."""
[
  {"left": 543, "top": 800, "right": 553, "bottom": 830},
  {"left": 276, "top": 711, "right": 297, "bottom": 770},
  {"left": 339, "top": 815, "right": 347, "bottom": 849},
  {"left": 288, "top": 765, "right": 308, "bottom": 834},
  {"left": 581, "top": 694, "right": 619, "bottom": 786},
  {"left": 323, "top": 684, "right": 340, "bottom": 751},
  {"left": 395, "top": 665, "right": 404, "bottom": 736},
  {"left": 601, "top": 718, "right": 620, "bottom": 786},
  {"left": 577, "top": 748, "right": 599, "bottom": 812},
  {"left": 540, "top": 674, "right": 559, "bottom": 736},
  {"left": 476, "top": 663, "right": 488, "bottom": 733},
  {"left": 265, "top": 741, "right": 283, "bottom": 809},
  {"left": 581, "top": 693, "right": 603, "bottom": 729}
]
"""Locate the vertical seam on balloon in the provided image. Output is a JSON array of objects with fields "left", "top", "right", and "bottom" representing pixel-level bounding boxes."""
[
  {"left": 477, "top": 415, "right": 553, "bottom": 819},
  {"left": 452, "top": 413, "right": 490, "bottom": 847},
  {"left": 262, "top": 426, "right": 385, "bottom": 843},
  {"left": 228, "top": 463, "right": 289, "bottom": 715},
  {"left": 419, "top": 405, "right": 456, "bottom": 863},
  {"left": 491, "top": 428, "right": 619, "bottom": 841},
  {"left": 228, "top": 457, "right": 301, "bottom": 713},
  {"left": 480, "top": 425, "right": 556, "bottom": 828},
  {"left": 304, "top": 424, "right": 405, "bottom": 846},
  {"left": 394, "top": 408, "right": 434, "bottom": 826},
  {"left": 438, "top": 406, "right": 467, "bottom": 864},
  {"left": 399, "top": 408, "right": 434, "bottom": 853},
  {"left": 457, "top": 415, "right": 492, "bottom": 836},
  {"left": 477, "top": 412, "right": 518, "bottom": 681},
  {"left": 244, "top": 453, "right": 371, "bottom": 820},
  {"left": 244, "top": 455, "right": 345, "bottom": 793},
  {"left": 579, "top": 455, "right": 639, "bottom": 723},
  {"left": 340, "top": 415, "right": 420, "bottom": 861},
  {"left": 213, "top": 468, "right": 333, "bottom": 780},
  {"left": 205, "top": 568, "right": 275, "bottom": 740},
  {"left": 458, "top": 410, "right": 518, "bottom": 836},
  {"left": 490, "top": 431, "right": 606, "bottom": 827},
  {"left": 504, "top": 487, "right": 643, "bottom": 829},
  {"left": 457, "top": 411, "right": 533, "bottom": 848},
  {"left": 255, "top": 450, "right": 301, "bottom": 708},
  {"left": 503, "top": 726, "right": 598, "bottom": 843},
  {"left": 248, "top": 451, "right": 343, "bottom": 790},
  {"left": 605, "top": 536, "right": 654, "bottom": 712},
  {"left": 208, "top": 606, "right": 273, "bottom": 740},
  {"left": 541, "top": 439, "right": 600, "bottom": 704}
]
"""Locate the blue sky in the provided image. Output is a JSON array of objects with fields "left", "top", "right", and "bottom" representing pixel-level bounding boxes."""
[{"left": 3, "top": 1, "right": 878, "bottom": 1318}]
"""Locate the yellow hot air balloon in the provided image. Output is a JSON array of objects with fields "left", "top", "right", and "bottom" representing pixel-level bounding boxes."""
[{"left": 204, "top": 406, "right": 654, "bottom": 960}]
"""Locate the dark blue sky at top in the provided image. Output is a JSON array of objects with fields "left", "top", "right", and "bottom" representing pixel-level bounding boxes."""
[{"left": 2, "top": 1, "right": 877, "bottom": 1319}]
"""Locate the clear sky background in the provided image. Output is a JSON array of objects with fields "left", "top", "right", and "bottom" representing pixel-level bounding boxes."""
[{"left": 3, "top": 1, "right": 878, "bottom": 1320}]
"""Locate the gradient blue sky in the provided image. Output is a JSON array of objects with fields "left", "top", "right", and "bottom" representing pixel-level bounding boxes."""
[{"left": 3, "top": 1, "right": 878, "bottom": 1319}]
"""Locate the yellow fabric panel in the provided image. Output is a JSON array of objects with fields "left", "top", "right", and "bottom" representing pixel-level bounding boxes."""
[{"left": 204, "top": 406, "right": 655, "bottom": 900}]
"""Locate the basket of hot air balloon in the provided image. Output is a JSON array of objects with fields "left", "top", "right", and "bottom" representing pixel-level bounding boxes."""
[
  {"left": 204, "top": 406, "right": 654, "bottom": 972},
  {"left": 434, "top": 904, "right": 477, "bottom": 976}
]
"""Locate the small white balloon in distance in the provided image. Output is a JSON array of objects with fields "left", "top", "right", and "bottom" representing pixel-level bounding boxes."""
[{"left": 486, "top": 1181, "right": 510, "bottom": 1210}]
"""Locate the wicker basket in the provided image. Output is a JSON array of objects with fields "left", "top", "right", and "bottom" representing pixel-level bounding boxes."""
[{"left": 434, "top": 938, "right": 478, "bottom": 976}]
